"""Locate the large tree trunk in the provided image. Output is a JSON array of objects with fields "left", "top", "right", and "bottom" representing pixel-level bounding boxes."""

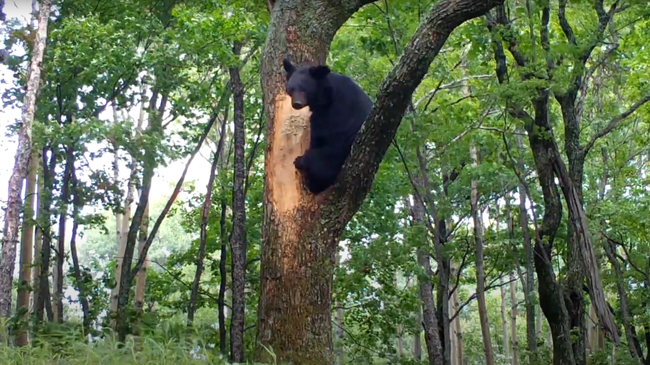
[
  {"left": 256, "top": 0, "right": 504, "bottom": 363},
  {"left": 229, "top": 41, "right": 248, "bottom": 363},
  {"left": 16, "top": 150, "right": 39, "bottom": 346},
  {"left": 470, "top": 144, "right": 495, "bottom": 365},
  {"left": 0, "top": 0, "right": 51, "bottom": 320}
]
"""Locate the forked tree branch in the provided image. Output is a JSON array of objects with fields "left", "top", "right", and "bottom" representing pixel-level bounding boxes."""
[
  {"left": 582, "top": 94, "right": 650, "bottom": 155},
  {"left": 329, "top": 0, "right": 504, "bottom": 223}
]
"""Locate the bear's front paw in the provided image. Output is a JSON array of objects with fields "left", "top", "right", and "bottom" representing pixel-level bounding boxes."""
[{"left": 294, "top": 156, "right": 305, "bottom": 171}]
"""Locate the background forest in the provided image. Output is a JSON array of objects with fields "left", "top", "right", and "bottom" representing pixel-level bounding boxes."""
[{"left": 1, "top": 0, "right": 650, "bottom": 364}]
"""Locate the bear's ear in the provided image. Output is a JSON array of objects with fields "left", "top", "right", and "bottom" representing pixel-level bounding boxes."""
[
  {"left": 309, "top": 65, "right": 330, "bottom": 80},
  {"left": 283, "top": 57, "right": 295, "bottom": 79}
]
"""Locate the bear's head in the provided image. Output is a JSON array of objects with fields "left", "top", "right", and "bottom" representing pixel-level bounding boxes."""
[{"left": 282, "top": 56, "right": 332, "bottom": 110}]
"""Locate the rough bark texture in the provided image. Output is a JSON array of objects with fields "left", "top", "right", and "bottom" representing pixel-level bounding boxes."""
[
  {"left": 451, "top": 273, "right": 463, "bottom": 365},
  {"left": 31, "top": 159, "right": 43, "bottom": 323},
  {"left": 15, "top": 150, "right": 38, "bottom": 346},
  {"left": 256, "top": 0, "right": 503, "bottom": 363},
  {"left": 229, "top": 41, "right": 247, "bottom": 363},
  {"left": 0, "top": 0, "right": 51, "bottom": 319},
  {"left": 470, "top": 145, "right": 495, "bottom": 365}
]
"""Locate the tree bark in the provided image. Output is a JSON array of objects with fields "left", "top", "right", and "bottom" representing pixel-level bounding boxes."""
[
  {"left": 229, "top": 41, "right": 248, "bottom": 363},
  {"left": 15, "top": 149, "right": 39, "bottom": 346},
  {"left": 0, "top": 0, "right": 51, "bottom": 320},
  {"left": 451, "top": 273, "right": 463, "bottom": 365},
  {"left": 31, "top": 158, "right": 43, "bottom": 322},
  {"left": 470, "top": 144, "right": 495, "bottom": 365},
  {"left": 256, "top": 0, "right": 504, "bottom": 363}
]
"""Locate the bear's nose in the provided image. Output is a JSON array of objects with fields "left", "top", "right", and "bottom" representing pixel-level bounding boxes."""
[{"left": 292, "top": 100, "right": 305, "bottom": 109}]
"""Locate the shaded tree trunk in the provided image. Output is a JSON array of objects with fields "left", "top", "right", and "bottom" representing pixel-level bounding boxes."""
[
  {"left": 408, "top": 195, "right": 444, "bottom": 365},
  {"left": 451, "top": 273, "right": 463, "bottom": 365},
  {"left": 229, "top": 41, "right": 248, "bottom": 363},
  {"left": 53, "top": 145, "right": 74, "bottom": 323},
  {"left": 69, "top": 161, "right": 91, "bottom": 332},
  {"left": 256, "top": 0, "right": 504, "bottom": 363},
  {"left": 515, "top": 130, "right": 537, "bottom": 360},
  {"left": 35, "top": 147, "right": 55, "bottom": 323},
  {"left": 31, "top": 160, "right": 43, "bottom": 322},
  {"left": 217, "top": 196, "right": 228, "bottom": 356},
  {"left": 133, "top": 202, "right": 149, "bottom": 315},
  {"left": 16, "top": 150, "right": 39, "bottom": 346},
  {"left": 0, "top": 0, "right": 51, "bottom": 320},
  {"left": 470, "top": 144, "right": 495, "bottom": 365}
]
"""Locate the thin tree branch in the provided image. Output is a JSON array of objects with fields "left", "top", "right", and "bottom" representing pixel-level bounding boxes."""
[{"left": 582, "top": 95, "right": 650, "bottom": 155}]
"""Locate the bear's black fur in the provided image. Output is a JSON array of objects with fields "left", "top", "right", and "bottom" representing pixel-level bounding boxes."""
[{"left": 283, "top": 56, "right": 373, "bottom": 194}]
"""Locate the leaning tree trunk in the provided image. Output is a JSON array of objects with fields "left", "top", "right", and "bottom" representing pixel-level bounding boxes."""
[
  {"left": 256, "top": 0, "right": 504, "bottom": 363},
  {"left": 0, "top": 0, "right": 51, "bottom": 320}
]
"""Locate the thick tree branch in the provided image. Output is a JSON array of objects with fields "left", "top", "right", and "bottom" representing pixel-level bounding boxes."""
[
  {"left": 582, "top": 94, "right": 650, "bottom": 155},
  {"left": 330, "top": 0, "right": 504, "bottom": 222}
]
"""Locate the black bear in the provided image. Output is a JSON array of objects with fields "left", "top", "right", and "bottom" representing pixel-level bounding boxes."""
[{"left": 283, "top": 56, "right": 373, "bottom": 194}]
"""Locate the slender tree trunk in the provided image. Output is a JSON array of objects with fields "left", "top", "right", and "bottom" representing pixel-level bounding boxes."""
[
  {"left": 408, "top": 196, "right": 444, "bottom": 365},
  {"left": 53, "top": 146, "right": 74, "bottom": 323},
  {"left": 35, "top": 148, "right": 55, "bottom": 323},
  {"left": 15, "top": 150, "right": 39, "bottom": 346},
  {"left": 510, "top": 272, "right": 519, "bottom": 365},
  {"left": 217, "top": 198, "right": 228, "bottom": 356},
  {"left": 0, "top": 0, "right": 51, "bottom": 320},
  {"left": 451, "top": 276, "right": 463, "bottom": 365},
  {"left": 470, "top": 144, "right": 495, "bottom": 365},
  {"left": 229, "top": 41, "right": 248, "bottom": 363},
  {"left": 115, "top": 89, "right": 165, "bottom": 339},
  {"left": 413, "top": 305, "right": 423, "bottom": 360},
  {"left": 603, "top": 239, "right": 641, "bottom": 360},
  {"left": 515, "top": 130, "right": 537, "bottom": 359},
  {"left": 256, "top": 1, "right": 504, "bottom": 362},
  {"left": 334, "top": 251, "right": 346, "bottom": 365},
  {"left": 501, "top": 276, "right": 510, "bottom": 361},
  {"left": 188, "top": 113, "right": 227, "bottom": 324},
  {"left": 31, "top": 161, "right": 42, "bottom": 320},
  {"left": 69, "top": 162, "right": 91, "bottom": 332},
  {"left": 133, "top": 202, "right": 149, "bottom": 314},
  {"left": 110, "top": 84, "right": 148, "bottom": 326}
]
